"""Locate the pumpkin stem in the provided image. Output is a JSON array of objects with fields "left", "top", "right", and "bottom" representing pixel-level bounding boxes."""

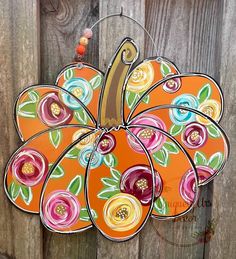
[{"left": 98, "top": 38, "right": 138, "bottom": 130}]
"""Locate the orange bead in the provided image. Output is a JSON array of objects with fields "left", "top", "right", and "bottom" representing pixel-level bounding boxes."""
[
  {"left": 76, "top": 44, "right": 86, "bottom": 55},
  {"left": 79, "top": 36, "right": 89, "bottom": 46}
]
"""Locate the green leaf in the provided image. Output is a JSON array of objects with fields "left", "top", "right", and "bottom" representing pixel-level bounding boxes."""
[
  {"left": 67, "top": 175, "right": 83, "bottom": 196},
  {"left": 64, "top": 68, "right": 74, "bottom": 80},
  {"left": 141, "top": 94, "right": 150, "bottom": 104},
  {"left": 65, "top": 147, "right": 80, "bottom": 159},
  {"left": 74, "top": 109, "right": 88, "bottom": 124},
  {"left": 197, "top": 83, "right": 212, "bottom": 103},
  {"left": 194, "top": 151, "right": 207, "bottom": 166},
  {"left": 153, "top": 197, "right": 169, "bottom": 215},
  {"left": 153, "top": 148, "right": 169, "bottom": 167},
  {"left": 207, "top": 124, "right": 221, "bottom": 138},
  {"left": 97, "top": 187, "right": 120, "bottom": 200},
  {"left": 17, "top": 90, "right": 39, "bottom": 118},
  {"left": 17, "top": 102, "right": 37, "bottom": 118},
  {"left": 8, "top": 182, "right": 21, "bottom": 200},
  {"left": 170, "top": 124, "right": 184, "bottom": 136},
  {"left": 163, "top": 142, "right": 179, "bottom": 154},
  {"left": 110, "top": 168, "right": 121, "bottom": 181},
  {"left": 20, "top": 185, "right": 33, "bottom": 205},
  {"left": 126, "top": 91, "right": 139, "bottom": 109},
  {"left": 208, "top": 152, "right": 223, "bottom": 170},
  {"left": 49, "top": 129, "right": 62, "bottom": 149},
  {"left": 79, "top": 208, "right": 98, "bottom": 221},
  {"left": 89, "top": 74, "right": 103, "bottom": 89},
  {"left": 101, "top": 177, "right": 119, "bottom": 187},
  {"left": 160, "top": 61, "right": 172, "bottom": 77},
  {"left": 103, "top": 153, "right": 118, "bottom": 168},
  {"left": 50, "top": 165, "right": 64, "bottom": 179}
]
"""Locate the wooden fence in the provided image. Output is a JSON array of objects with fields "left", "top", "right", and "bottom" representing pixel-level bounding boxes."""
[{"left": 0, "top": 0, "right": 235, "bottom": 258}]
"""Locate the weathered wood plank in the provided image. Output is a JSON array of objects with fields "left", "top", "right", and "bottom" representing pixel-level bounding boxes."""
[
  {"left": 207, "top": 0, "right": 236, "bottom": 258},
  {"left": 140, "top": 0, "right": 222, "bottom": 258},
  {"left": 40, "top": 1, "right": 99, "bottom": 258},
  {"left": 97, "top": 1, "right": 144, "bottom": 258},
  {"left": 0, "top": 0, "right": 42, "bottom": 259}
]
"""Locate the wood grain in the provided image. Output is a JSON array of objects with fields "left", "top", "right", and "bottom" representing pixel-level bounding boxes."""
[
  {"left": 207, "top": 0, "right": 236, "bottom": 258},
  {"left": 0, "top": 0, "right": 42, "bottom": 259},
  {"left": 40, "top": 1, "right": 99, "bottom": 258}
]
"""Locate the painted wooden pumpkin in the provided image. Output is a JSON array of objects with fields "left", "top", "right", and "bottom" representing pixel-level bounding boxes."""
[{"left": 4, "top": 38, "right": 229, "bottom": 241}]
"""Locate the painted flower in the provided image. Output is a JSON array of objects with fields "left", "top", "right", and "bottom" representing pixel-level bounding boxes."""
[
  {"left": 97, "top": 133, "right": 116, "bottom": 155},
  {"left": 72, "top": 129, "right": 95, "bottom": 149},
  {"left": 120, "top": 165, "right": 162, "bottom": 205},
  {"left": 170, "top": 94, "right": 199, "bottom": 125},
  {"left": 127, "top": 61, "right": 154, "bottom": 93},
  {"left": 42, "top": 190, "right": 80, "bottom": 230},
  {"left": 128, "top": 114, "right": 167, "bottom": 153},
  {"left": 182, "top": 122, "right": 208, "bottom": 149},
  {"left": 196, "top": 100, "right": 221, "bottom": 125},
  {"left": 179, "top": 166, "right": 215, "bottom": 204},
  {"left": 61, "top": 78, "right": 93, "bottom": 110},
  {"left": 37, "top": 92, "right": 73, "bottom": 127},
  {"left": 163, "top": 76, "right": 181, "bottom": 93},
  {"left": 103, "top": 193, "right": 142, "bottom": 232},
  {"left": 11, "top": 148, "right": 48, "bottom": 187},
  {"left": 79, "top": 145, "right": 103, "bottom": 169}
]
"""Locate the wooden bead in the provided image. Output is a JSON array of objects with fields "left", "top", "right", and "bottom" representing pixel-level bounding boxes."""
[
  {"left": 76, "top": 44, "right": 86, "bottom": 55},
  {"left": 74, "top": 53, "right": 83, "bottom": 62},
  {"left": 79, "top": 36, "right": 89, "bottom": 46},
  {"left": 83, "top": 28, "right": 93, "bottom": 39}
]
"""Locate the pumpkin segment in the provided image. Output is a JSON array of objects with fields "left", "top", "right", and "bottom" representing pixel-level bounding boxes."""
[
  {"left": 4, "top": 125, "right": 93, "bottom": 213},
  {"left": 15, "top": 85, "right": 95, "bottom": 141},
  {"left": 123, "top": 57, "right": 180, "bottom": 120},
  {"left": 126, "top": 73, "right": 223, "bottom": 124},
  {"left": 56, "top": 63, "right": 104, "bottom": 123},
  {"left": 85, "top": 129, "right": 155, "bottom": 241},
  {"left": 40, "top": 130, "right": 102, "bottom": 233}
]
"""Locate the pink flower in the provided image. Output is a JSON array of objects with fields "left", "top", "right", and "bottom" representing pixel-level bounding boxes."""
[
  {"left": 182, "top": 122, "right": 208, "bottom": 149},
  {"left": 128, "top": 114, "right": 167, "bottom": 153},
  {"left": 11, "top": 148, "right": 48, "bottom": 186},
  {"left": 179, "top": 166, "right": 215, "bottom": 204},
  {"left": 37, "top": 92, "right": 73, "bottom": 127},
  {"left": 42, "top": 190, "right": 80, "bottom": 230},
  {"left": 163, "top": 77, "right": 181, "bottom": 93}
]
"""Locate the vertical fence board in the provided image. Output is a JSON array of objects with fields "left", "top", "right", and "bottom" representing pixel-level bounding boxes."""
[
  {"left": 97, "top": 1, "right": 144, "bottom": 258},
  {"left": 140, "top": 1, "right": 222, "bottom": 258},
  {"left": 207, "top": 0, "right": 236, "bottom": 258},
  {"left": 0, "top": 0, "right": 42, "bottom": 259},
  {"left": 40, "top": 1, "right": 99, "bottom": 258}
]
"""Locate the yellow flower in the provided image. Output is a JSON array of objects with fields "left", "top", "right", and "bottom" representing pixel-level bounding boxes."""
[
  {"left": 72, "top": 129, "right": 95, "bottom": 149},
  {"left": 103, "top": 193, "right": 142, "bottom": 232},
  {"left": 196, "top": 100, "right": 221, "bottom": 125},
  {"left": 127, "top": 62, "right": 154, "bottom": 93}
]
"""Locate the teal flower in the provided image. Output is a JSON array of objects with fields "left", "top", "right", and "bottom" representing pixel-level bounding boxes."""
[
  {"left": 170, "top": 94, "right": 199, "bottom": 125},
  {"left": 61, "top": 78, "right": 93, "bottom": 110},
  {"left": 79, "top": 145, "right": 103, "bottom": 169}
]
